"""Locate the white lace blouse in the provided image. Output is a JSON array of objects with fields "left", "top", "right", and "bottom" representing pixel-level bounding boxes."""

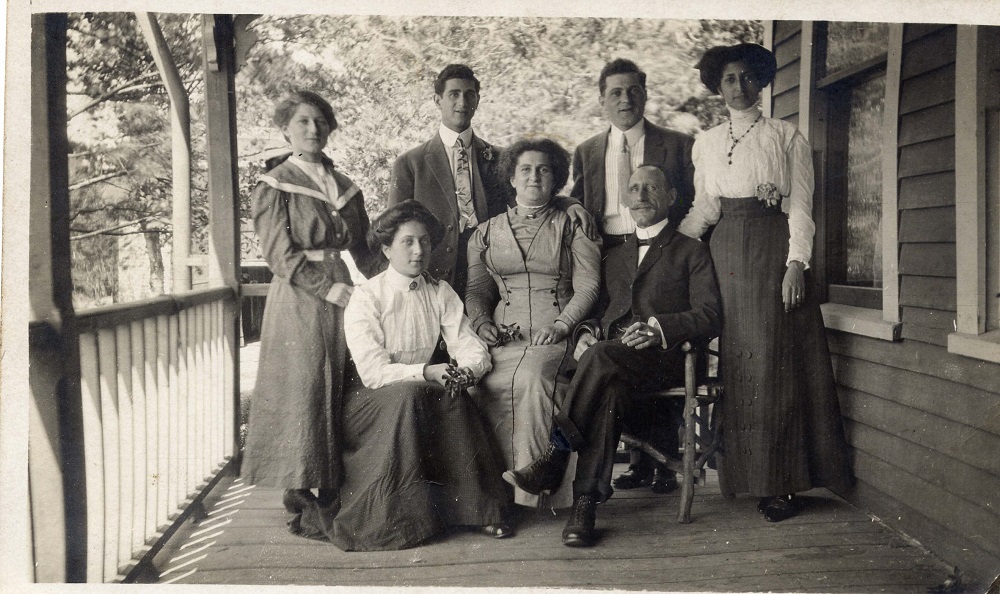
[
  {"left": 677, "top": 106, "right": 816, "bottom": 267},
  {"left": 344, "top": 267, "right": 492, "bottom": 389}
]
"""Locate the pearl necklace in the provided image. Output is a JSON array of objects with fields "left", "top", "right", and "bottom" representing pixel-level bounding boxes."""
[{"left": 727, "top": 114, "right": 762, "bottom": 165}]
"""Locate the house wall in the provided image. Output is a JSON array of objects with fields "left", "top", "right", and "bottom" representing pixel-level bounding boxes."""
[{"left": 770, "top": 21, "right": 1000, "bottom": 587}]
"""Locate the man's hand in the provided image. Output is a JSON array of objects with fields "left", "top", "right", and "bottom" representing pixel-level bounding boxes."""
[
  {"left": 325, "top": 282, "right": 354, "bottom": 308},
  {"left": 574, "top": 333, "right": 598, "bottom": 361},
  {"left": 621, "top": 321, "right": 662, "bottom": 350},
  {"left": 565, "top": 202, "right": 598, "bottom": 241}
]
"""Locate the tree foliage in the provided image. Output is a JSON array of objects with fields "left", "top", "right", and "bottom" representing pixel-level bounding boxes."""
[{"left": 67, "top": 13, "right": 760, "bottom": 304}]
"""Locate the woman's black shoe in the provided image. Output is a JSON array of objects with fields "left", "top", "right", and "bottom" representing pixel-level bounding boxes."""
[
  {"left": 763, "top": 494, "right": 803, "bottom": 522},
  {"left": 757, "top": 496, "right": 775, "bottom": 514},
  {"left": 283, "top": 489, "right": 317, "bottom": 513}
]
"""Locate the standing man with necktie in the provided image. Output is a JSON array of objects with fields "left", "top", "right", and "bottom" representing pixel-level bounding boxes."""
[
  {"left": 390, "top": 64, "right": 594, "bottom": 299},
  {"left": 388, "top": 64, "right": 509, "bottom": 300},
  {"left": 569, "top": 58, "right": 698, "bottom": 493}
]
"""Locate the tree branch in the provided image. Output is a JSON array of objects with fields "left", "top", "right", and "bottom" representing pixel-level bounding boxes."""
[
  {"left": 68, "top": 170, "right": 129, "bottom": 191},
  {"left": 70, "top": 215, "right": 157, "bottom": 241},
  {"left": 67, "top": 72, "right": 161, "bottom": 120}
]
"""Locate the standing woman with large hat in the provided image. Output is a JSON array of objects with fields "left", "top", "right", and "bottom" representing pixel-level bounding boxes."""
[
  {"left": 678, "top": 44, "right": 852, "bottom": 521},
  {"left": 242, "top": 91, "right": 381, "bottom": 528}
]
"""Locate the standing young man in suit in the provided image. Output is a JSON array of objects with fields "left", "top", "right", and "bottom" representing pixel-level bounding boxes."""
[
  {"left": 503, "top": 165, "right": 722, "bottom": 547},
  {"left": 571, "top": 58, "right": 696, "bottom": 243},
  {"left": 570, "top": 58, "right": 698, "bottom": 492},
  {"left": 388, "top": 64, "right": 509, "bottom": 299},
  {"left": 390, "top": 64, "right": 594, "bottom": 299}
]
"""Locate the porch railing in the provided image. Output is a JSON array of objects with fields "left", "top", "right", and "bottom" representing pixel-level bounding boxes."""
[{"left": 73, "top": 286, "right": 237, "bottom": 582}]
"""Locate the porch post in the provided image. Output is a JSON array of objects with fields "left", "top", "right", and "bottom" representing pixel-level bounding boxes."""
[
  {"left": 202, "top": 14, "right": 242, "bottom": 462},
  {"left": 29, "top": 12, "right": 88, "bottom": 582}
]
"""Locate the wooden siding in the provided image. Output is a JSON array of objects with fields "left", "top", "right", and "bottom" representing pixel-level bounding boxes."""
[
  {"left": 897, "top": 25, "right": 957, "bottom": 347},
  {"left": 897, "top": 171, "right": 955, "bottom": 209},
  {"left": 772, "top": 24, "right": 801, "bottom": 122},
  {"left": 898, "top": 243, "right": 957, "bottom": 277},
  {"left": 828, "top": 331, "right": 1000, "bottom": 586}
]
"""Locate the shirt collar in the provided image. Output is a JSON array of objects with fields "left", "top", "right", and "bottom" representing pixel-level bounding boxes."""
[
  {"left": 385, "top": 265, "right": 424, "bottom": 291},
  {"left": 635, "top": 217, "right": 669, "bottom": 242},
  {"left": 609, "top": 119, "right": 645, "bottom": 148},
  {"left": 439, "top": 124, "right": 474, "bottom": 149}
]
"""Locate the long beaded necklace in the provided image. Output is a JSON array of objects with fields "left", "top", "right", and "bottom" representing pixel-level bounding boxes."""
[{"left": 727, "top": 114, "right": 762, "bottom": 165}]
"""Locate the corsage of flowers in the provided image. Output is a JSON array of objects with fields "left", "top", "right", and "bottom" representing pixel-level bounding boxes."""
[
  {"left": 444, "top": 362, "right": 476, "bottom": 399},
  {"left": 482, "top": 146, "right": 494, "bottom": 162},
  {"left": 496, "top": 323, "right": 523, "bottom": 346},
  {"left": 756, "top": 182, "right": 782, "bottom": 208}
]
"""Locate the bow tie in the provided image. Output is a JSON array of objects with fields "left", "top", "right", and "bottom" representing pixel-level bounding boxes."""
[{"left": 636, "top": 237, "right": 651, "bottom": 247}]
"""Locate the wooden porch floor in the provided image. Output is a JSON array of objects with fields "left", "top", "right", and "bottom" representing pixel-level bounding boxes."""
[
  {"left": 142, "top": 343, "right": 954, "bottom": 591},
  {"left": 149, "top": 469, "right": 954, "bottom": 591}
]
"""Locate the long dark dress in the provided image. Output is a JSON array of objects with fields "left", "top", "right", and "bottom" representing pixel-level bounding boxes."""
[
  {"left": 242, "top": 156, "right": 378, "bottom": 490},
  {"left": 679, "top": 109, "right": 853, "bottom": 498},
  {"left": 293, "top": 268, "right": 507, "bottom": 551}
]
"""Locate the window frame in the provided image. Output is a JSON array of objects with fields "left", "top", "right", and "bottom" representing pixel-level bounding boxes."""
[
  {"left": 947, "top": 25, "right": 1000, "bottom": 363},
  {"left": 784, "top": 21, "right": 903, "bottom": 341}
]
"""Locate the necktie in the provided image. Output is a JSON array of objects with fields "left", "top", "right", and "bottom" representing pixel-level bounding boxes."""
[
  {"left": 614, "top": 135, "right": 631, "bottom": 215},
  {"left": 454, "top": 138, "right": 477, "bottom": 232},
  {"left": 636, "top": 237, "right": 651, "bottom": 246}
]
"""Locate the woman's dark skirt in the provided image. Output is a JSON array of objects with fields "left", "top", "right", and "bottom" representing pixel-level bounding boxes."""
[
  {"left": 293, "top": 376, "right": 508, "bottom": 551},
  {"left": 710, "top": 198, "right": 852, "bottom": 497}
]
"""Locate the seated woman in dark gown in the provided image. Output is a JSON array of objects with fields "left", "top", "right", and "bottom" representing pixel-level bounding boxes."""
[{"left": 293, "top": 201, "right": 512, "bottom": 550}]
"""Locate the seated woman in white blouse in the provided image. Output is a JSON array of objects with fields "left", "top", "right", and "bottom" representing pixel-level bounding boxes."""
[{"left": 292, "top": 201, "right": 513, "bottom": 550}]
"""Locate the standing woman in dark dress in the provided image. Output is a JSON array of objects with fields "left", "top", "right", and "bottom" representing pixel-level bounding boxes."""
[
  {"left": 242, "top": 91, "right": 379, "bottom": 526},
  {"left": 678, "top": 44, "right": 852, "bottom": 521}
]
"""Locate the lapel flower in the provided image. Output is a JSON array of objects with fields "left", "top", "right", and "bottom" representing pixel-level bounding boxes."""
[
  {"left": 756, "top": 182, "right": 782, "bottom": 208},
  {"left": 482, "top": 146, "right": 494, "bottom": 162}
]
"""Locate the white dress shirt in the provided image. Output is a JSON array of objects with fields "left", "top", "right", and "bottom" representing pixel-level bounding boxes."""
[
  {"left": 603, "top": 120, "right": 646, "bottom": 235},
  {"left": 344, "top": 266, "right": 491, "bottom": 390},
  {"left": 678, "top": 105, "right": 816, "bottom": 267}
]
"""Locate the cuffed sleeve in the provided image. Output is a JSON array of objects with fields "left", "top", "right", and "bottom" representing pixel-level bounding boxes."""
[
  {"left": 785, "top": 129, "right": 816, "bottom": 268},
  {"left": 437, "top": 283, "right": 492, "bottom": 380},
  {"left": 649, "top": 242, "right": 722, "bottom": 350}
]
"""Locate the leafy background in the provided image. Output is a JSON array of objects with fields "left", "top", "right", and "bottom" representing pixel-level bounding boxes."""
[{"left": 66, "top": 14, "right": 761, "bottom": 307}]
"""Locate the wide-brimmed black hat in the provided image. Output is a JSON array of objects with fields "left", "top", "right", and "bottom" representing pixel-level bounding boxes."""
[{"left": 696, "top": 43, "right": 777, "bottom": 95}]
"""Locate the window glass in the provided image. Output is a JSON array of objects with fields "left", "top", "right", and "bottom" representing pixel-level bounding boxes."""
[
  {"left": 844, "top": 75, "right": 885, "bottom": 287},
  {"left": 825, "top": 21, "right": 889, "bottom": 75}
]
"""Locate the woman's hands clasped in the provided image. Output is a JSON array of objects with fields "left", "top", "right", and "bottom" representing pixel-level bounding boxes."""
[{"left": 782, "top": 261, "right": 806, "bottom": 312}]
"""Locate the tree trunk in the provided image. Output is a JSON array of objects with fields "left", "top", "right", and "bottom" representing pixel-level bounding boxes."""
[{"left": 143, "top": 223, "right": 165, "bottom": 295}]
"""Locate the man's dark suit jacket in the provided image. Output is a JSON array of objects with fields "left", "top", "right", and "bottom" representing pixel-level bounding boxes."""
[
  {"left": 570, "top": 119, "right": 696, "bottom": 236},
  {"left": 579, "top": 225, "right": 722, "bottom": 378},
  {"left": 388, "top": 133, "right": 508, "bottom": 288}
]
